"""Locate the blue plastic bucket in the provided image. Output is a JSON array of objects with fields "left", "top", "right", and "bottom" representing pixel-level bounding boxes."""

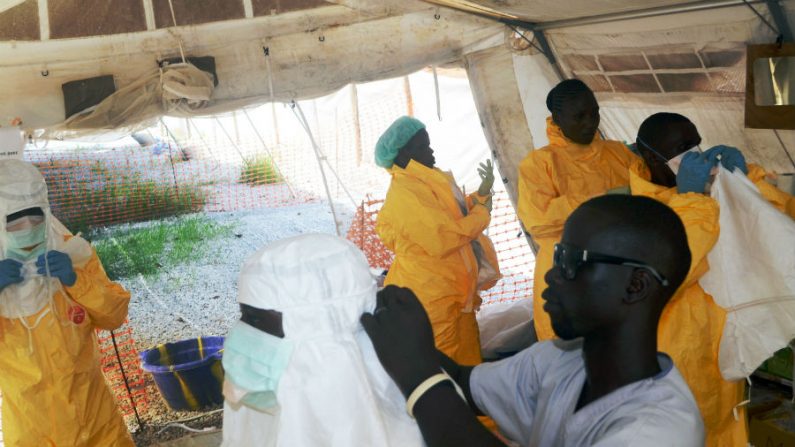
[{"left": 140, "top": 336, "right": 225, "bottom": 411}]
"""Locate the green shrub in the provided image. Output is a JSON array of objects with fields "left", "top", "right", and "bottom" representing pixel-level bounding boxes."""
[
  {"left": 239, "top": 156, "right": 283, "bottom": 186},
  {"left": 91, "top": 215, "right": 233, "bottom": 280}
]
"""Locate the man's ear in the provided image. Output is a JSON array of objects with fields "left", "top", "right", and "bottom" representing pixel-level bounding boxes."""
[{"left": 624, "top": 269, "right": 652, "bottom": 304}]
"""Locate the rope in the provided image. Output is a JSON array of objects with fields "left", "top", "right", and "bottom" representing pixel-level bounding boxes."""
[
  {"left": 241, "top": 109, "right": 297, "bottom": 199},
  {"left": 291, "top": 102, "right": 358, "bottom": 207},
  {"left": 291, "top": 102, "right": 343, "bottom": 236},
  {"left": 159, "top": 119, "right": 182, "bottom": 198},
  {"left": 432, "top": 66, "right": 442, "bottom": 121},
  {"left": 167, "top": 0, "right": 187, "bottom": 63},
  {"left": 742, "top": 0, "right": 782, "bottom": 40},
  {"left": 111, "top": 330, "right": 144, "bottom": 429}
]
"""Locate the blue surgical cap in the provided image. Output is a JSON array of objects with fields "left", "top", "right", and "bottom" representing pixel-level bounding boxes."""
[{"left": 374, "top": 116, "right": 426, "bottom": 168}]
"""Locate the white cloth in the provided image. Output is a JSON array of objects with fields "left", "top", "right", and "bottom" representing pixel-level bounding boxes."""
[
  {"left": 222, "top": 233, "right": 425, "bottom": 447},
  {"left": 699, "top": 168, "right": 795, "bottom": 380},
  {"left": 470, "top": 340, "right": 704, "bottom": 447},
  {"left": 0, "top": 160, "right": 93, "bottom": 320}
]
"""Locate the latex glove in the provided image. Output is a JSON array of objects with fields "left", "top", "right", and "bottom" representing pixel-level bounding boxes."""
[
  {"left": 705, "top": 145, "right": 748, "bottom": 174},
  {"left": 477, "top": 159, "right": 495, "bottom": 196},
  {"left": 472, "top": 195, "right": 493, "bottom": 213},
  {"left": 37, "top": 251, "right": 77, "bottom": 287},
  {"left": 361, "top": 286, "right": 441, "bottom": 398},
  {"left": 0, "top": 259, "right": 24, "bottom": 292},
  {"left": 677, "top": 151, "right": 715, "bottom": 194}
]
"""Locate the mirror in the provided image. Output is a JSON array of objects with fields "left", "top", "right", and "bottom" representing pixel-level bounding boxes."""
[
  {"left": 754, "top": 57, "right": 795, "bottom": 106},
  {"left": 745, "top": 43, "right": 795, "bottom": 130}
]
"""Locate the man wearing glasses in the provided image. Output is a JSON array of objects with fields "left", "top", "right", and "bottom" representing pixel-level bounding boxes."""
[
  {"left": 361, "top": 195, "right": 704, "bottom": 446},
  {"left": 630, "top": 112, "right": 795, "bottom": 447}
]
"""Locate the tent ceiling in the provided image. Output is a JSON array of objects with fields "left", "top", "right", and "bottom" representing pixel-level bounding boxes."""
[{"left": 421, "top": 0, "right": 702, "bottom": 23}]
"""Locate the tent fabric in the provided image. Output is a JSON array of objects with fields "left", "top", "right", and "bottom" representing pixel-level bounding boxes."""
[
  {"left": 0, "top": 4, "right": 502, "bottom": 133},
  {"left": 464, "top": 44, "right": 536, "bottom": 207},
  {"left": 508, "top": 3, "right": 795, "bottom": 173}
]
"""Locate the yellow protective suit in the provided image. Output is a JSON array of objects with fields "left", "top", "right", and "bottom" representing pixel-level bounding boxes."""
[
  {"left": 0, "top": 241, "right": 133, "bottom": 447},
  {"left": 629, "top": 160, "right": 795, "bottom": 447},
  {"left": 517, "top": 117, "right": 639, "bottom": 341},
  {"left": 377, "top": 160, "right": 495, "bottom": 365}
]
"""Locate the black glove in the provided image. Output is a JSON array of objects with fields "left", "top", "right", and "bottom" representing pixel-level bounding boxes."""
[{"left": 361, "top": 286, "right": 441, "bottom": 398}]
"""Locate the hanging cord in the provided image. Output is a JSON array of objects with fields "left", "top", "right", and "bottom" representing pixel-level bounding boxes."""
[
  {"left": 742, "top": 0, "right": 784, "bottom": 43},
  {"left": 167, "top": 0, "right": 187, "bottom": 62},
  {"left": 159, "top": 119, "right": 183, "bottom": 199},
  {"left": 262, "top": 47, "right": 282, "bottom": 146},
  {"left": 241, "top": 109, "right": 297, "bottom": 199},
  {"left": 214, "top": 117, "right": 250, "bottom": 163},
  {"left": 110, "top": 329, "right": 144, "bottom": 430},
  {"left": 432, "top": 66, "right": 442, "bottom": 121},
  {"left": 291, "top": 102, "right": 358, "bottom": 208},
  {"left": 773, "top": 129, "right": 795, "bottom": 171},
  {"left": 291, "top": 102, "right": 343, "bottom": 236}
]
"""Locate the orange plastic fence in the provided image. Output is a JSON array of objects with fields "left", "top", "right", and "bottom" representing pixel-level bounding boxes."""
[
  {"left": 96, "top": 321, "right": 148, "bottom": 428},
  {"left": 346, "top": 193, "right": 536, "bottom": 306}
]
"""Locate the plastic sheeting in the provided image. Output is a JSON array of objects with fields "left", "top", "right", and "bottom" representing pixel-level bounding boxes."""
[
  {"left": 42, "top": 63, "right": 215, "bottom": 139},
  {"left": 699, "top": 168, "right": 795, "bottom": 380}
]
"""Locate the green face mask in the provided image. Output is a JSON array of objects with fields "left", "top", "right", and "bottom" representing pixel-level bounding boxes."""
[{"left": 5, "top": 224, "right": 47, "bottom": 262}]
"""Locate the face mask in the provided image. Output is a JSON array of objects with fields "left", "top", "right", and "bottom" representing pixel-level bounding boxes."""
[
  {"left": 666, "top": 146, "right": 702, "bottom": 175},
  {"left": 5, "top": 223, "right": 47, "bottom": 262},
  {"left": 222, "top": 321, "right": 294, "bottom": 411}
]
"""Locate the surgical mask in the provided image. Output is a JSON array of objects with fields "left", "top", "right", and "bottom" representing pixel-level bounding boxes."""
[
  {"left": 222, "top": 321, "right": 294, "bottom": 411},
  {"left": 637, "top": 136, "right": 701, "bottom": 175},
  {"left": 5, "top": 221, "right": 47, "bottom": 262},
  {"left": 665, "top": 147, "right": 702, "bottom": 175}
]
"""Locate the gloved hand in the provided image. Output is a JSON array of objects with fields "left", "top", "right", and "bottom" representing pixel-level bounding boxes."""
[
  {"left": 677, "top": 151, "right": 715, "bottom": 194},
  {"left": 477, "top": 159, "right": 495, "bottom": 196},
  {"left": 361, "top": 286, "right": 441, "bottom": 398},
  {"left": 37, "top": 251, "right": 77, "bottom": 287},
  {"left": 0, "top": 259, "right": 24, "bottom": 292},
  {"left": 472, "top": 195, "right": 493, "bottom": 212},
  {"left": 705, "top": 145, "right": 748, "bottom": 174}
]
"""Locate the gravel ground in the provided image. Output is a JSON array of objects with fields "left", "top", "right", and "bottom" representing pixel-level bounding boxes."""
[{"left": 121, "top": 201, "right": 356, "bottom": 351}]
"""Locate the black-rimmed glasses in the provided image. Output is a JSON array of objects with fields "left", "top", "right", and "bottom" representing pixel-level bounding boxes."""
[{"left": 553, "top": 243, "right": 669, "bottom": 286}]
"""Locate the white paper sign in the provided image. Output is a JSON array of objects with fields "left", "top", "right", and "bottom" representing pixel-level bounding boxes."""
[{"left": 0, "top": 127, "right": 24, "bottom": 160}]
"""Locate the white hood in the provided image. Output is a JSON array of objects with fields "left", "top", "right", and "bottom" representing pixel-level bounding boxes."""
[{"left": 222, "top": 233, "right": 425, "bottom": 447}]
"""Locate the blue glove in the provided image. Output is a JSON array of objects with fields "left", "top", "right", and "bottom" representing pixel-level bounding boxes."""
[
  {"left": 36, "top": 251, "right": 77, "bottom": 287},
  {"left": 677, "top": 151, "right": 715, "bottom": 194},
  {"left": 705, "top": 145, "right": 748, "bottom": 174},
  {"left": 0, "top": 259, "right": 24, "bottom": 292}
]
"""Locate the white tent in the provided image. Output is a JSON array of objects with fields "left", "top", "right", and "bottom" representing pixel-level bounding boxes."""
[{"left": 1, "top": 0, "right": 793, "bottom": 205}]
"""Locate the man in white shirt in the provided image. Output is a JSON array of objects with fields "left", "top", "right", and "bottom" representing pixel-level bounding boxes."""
[{"left": 362, "top": 195, "right": 705, "bottom": 446}]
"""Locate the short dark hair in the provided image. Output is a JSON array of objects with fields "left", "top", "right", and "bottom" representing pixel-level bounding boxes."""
[
  {"left": 577, "top": 195, "right": 692, "bottom": 294},
  {"left": 637, "top": 112, "right": 691, "bottom": 148},
  {"left": 546, "top": 79, "right": 593, "bottom": 114}
]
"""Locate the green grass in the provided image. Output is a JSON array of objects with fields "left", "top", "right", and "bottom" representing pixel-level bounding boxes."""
[
  {"left": 90, "top": 215, "right": 233, "bottom": 280},
  {"left": 239, "top": 156, "right": 283, "bottom": 186},
  {"left": 36, "top": 160, "right": 208, "bottom": 235}
]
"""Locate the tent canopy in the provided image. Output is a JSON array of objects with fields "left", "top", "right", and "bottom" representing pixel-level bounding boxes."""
[{"left": 1, "top": 0, "right": 794, "bottom": 194}]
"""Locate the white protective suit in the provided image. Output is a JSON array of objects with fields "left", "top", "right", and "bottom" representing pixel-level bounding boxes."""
[{"left": 221, "top": 233, "right": 425, "bottom": 447}]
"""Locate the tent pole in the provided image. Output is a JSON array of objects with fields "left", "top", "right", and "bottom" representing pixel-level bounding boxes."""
[{"left": 764, "top": 0, "right": 794, "bottom": 42}]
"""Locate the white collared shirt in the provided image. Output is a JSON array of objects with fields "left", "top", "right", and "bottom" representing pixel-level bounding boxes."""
[{"left": 470, "top": 339, "right": 705, "bottom": 446}]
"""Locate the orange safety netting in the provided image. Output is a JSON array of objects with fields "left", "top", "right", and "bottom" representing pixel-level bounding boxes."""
[
  {"left": 95, "top": 321, "right": 148, "bottom": 428},
  {"left": 346, "top": 193, "right": 535, "bottom": 306}
]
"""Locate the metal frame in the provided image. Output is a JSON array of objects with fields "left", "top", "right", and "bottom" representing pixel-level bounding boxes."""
[{"left": 765, "top": 0, "right": 794, "bottom": 42}]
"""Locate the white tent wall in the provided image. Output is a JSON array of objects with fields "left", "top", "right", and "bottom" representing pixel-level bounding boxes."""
[
  {"left": 465, "top": 43, "right": 536, "bottom": 206},
  {"left": 0, "top": 3, "right": 503, "bottom": 133},
  {"left": 510, "top": 1, "right": 795, "bottom": 174}
]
